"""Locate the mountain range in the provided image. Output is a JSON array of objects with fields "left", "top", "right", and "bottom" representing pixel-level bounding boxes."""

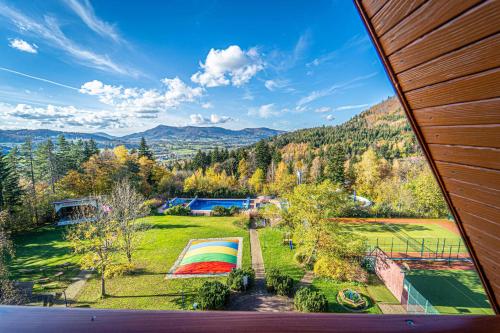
[{"left": 0, "top": 126, "right": 283, "bottom": 148}]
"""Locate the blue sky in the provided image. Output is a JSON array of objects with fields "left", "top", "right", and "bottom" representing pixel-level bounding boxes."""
[{"left": 0, "top": 0, "right": 394, "bottom": 135}]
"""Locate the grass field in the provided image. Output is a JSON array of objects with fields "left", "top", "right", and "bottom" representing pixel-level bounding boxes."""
[
  {"left": 10, "top": 227, "right": 82, "bottom": 294},
  {"left": 339, "top": 222, "right": 466, "bottom": 255},
  {"left": 10, "top": 215, "right": 251, "bottom": 310},
  {"left": 258, "top": 227, "right": 394, "bottom": 314},
  {"left": 405, "top": 270, "right": 494, "bottom": 315},
  {"left": 259, "top": 228, "right": 305, "bottom": 282}
]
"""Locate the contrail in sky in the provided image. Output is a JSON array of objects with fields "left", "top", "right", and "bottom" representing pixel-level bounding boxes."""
[{"left": 0, "top": 67, "right": 79, "bottom": 91}]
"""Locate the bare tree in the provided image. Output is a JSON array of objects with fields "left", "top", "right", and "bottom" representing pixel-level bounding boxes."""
[
  {"left": 108, "top": 179, "right": 148, "bottom": 264},
  {"left": 66, "top": 205, "right": 120, "bottom": 298}
]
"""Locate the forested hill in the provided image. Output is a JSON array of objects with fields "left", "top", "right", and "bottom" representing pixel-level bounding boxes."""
[{"left": 270, "top": 97, "right": 420, "bottom": 159}]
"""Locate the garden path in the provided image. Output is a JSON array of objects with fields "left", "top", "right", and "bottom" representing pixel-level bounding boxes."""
[
  {"left": 54, "top": 270, "right": 93, "bottom": 307},
  {"left": 229, "top": 222, "right": 293, "bottom": 312}
]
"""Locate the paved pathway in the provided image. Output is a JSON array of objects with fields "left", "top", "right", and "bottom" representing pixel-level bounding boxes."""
[
  {"left": 54, "top": 270, "right": 93, "bottom": 307},
  {"left": 229, "top": 222, "right": 293, "bottom": 312}
]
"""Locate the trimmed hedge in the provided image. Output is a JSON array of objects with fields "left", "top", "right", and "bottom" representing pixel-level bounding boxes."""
[
  {"left": 164, "top": 205, "right": 191, "bottom": 216},
  {"left": 211, "top": 206, "right": 240, "bottom": 217},
  {"left": 265, "top": 268, "right": 294, "bottom": 296},
  {"left": 294, "top": 287, "right": 328, "bottom": 312},
  {"left": 196, "top": 281, "right": 230, "bottom": 310},
  {"left": 227, "top": 268, "right": 255, "bottom": 291}
]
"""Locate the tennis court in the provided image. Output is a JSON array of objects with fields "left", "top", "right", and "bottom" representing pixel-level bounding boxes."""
[
  {"left": 405, "top": 270, "right": 494, "bottom": 315},
  {"left": 339, "top": 221, "right": 469, "bottom": 259}
]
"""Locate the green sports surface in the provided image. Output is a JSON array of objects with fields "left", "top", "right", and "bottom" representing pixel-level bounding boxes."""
[{"left": 405, "top": 270, "right": 494, "bottom": 315}]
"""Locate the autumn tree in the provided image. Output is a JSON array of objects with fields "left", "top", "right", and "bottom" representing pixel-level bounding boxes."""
[
  {"left": 354, "top": 148, "right": 389, "bottom": 199},
  {"left": 408, "top": 168, "right": 448, "bottom": 218},
  {"left": 66, "top": 205, "right": 121, "bottom": 298},
  {"left": 108, "top": 180, "right": 148, "bottom": 264},
  {"left": 248, "top": 168, "right": 265, "bottom": 194}
]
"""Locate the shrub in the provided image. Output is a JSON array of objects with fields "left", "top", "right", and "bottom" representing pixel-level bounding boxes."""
[
  {"left": 265, "top": 268, "right": 294, "bottom": 296},
  {"left": 164, "top": 205, "right": 191, "bottom": 216},
  {"left": 143, "top": 198, "right": 163, "bottom": 215},
  {"left": 361, "top": 256, "right": 375, "bottom": 273},
  {"left": 196, "top": 281, "right": 230, "bottom": 310},
  {"left": 314, "top": 257, "right": 368, "bottom": 283},
  {"left": 294, "top": 287, "right": 328, "bottom": 312},
  {"left": 233, "top": 215, "right": 251, "bottom": 230},
  {"left": 227, "top": 268, "right": 255, "bottom": 291},
  {"left": 211, "top": 206, "right": 232, "bottom": 216}
]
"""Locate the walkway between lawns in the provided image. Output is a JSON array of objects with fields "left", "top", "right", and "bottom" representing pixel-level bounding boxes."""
[
  {"left": 54, "top": 270, "right": 92, "bottom": 307},
  {"left": 229, "top": 222, "right": 293, "bottom": 312}
]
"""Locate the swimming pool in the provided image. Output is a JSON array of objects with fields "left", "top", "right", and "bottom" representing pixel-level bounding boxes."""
[{"left": 188, "top": 198, "right": 250, "bottom": 211}]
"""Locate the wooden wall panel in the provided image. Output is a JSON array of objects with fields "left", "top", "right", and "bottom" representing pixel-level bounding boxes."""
[
  {"left": 398, "top": 34, "right": 500, "bottom": 91},
  {"left": 361, "top": 0, "right": 388, "bottom": 18},
  {"left": 436, "top": 162, "right": 500, "bottom": 190},
  {"left": 413, "top": 98, "right": 500, "bottom": 126},
  {"left": 355, "top": 0, "right": 500, "bottom": 312},
  {"left": 380, "top": 0, "right": 482, "bottom": 56},
  {"left": 421, "top": 124, "right": 500, "bottom": 148},
  {"left": 444, "top": 178, "right": 500, "bottom": 209},
  {"left": 406, "top": 68, "right": 500, "bottom": 109},
  {"left": 429, "top": 145, "right": 500, "bottom": 170},
  {"left": 388, "top": 0, "right": 500, "bottom": 73},
  {"left": 372, "top": 0, "right": 426, "bottom": 36}
]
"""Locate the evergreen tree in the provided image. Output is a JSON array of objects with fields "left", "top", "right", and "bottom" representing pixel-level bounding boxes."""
[
  {"left": 2, "top": 151, "right": 22, "bottom": 210},
  {"left": 138, "top": 137, "right": 154, "bottom": 160},
  {"left": 20, "top": 138, "right": 38, "bottom": 224},
  {"left": 255, "top": 140, "right": 271, "bottom": 176},
  {"left": 35, "top": 139, "right": 58, "bottom": 193},
  {"left": 324, "top": 145, "right": 345, "bottom": 185},
  {"left": 56, "top": 135, "right": 71, "bottom": 176}
]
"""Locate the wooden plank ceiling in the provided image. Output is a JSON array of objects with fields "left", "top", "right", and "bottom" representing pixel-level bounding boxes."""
[{"left": 355, "top": 0, "right": 500, "bottom": 312}]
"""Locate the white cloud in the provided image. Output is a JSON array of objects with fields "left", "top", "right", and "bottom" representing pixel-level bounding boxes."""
[
  {"left": 80, "top": 77, "right": 203, "bottom": 113},
  {"left": 325, "top": 114, "right": 335, "bottom": 121},
  {"left": 248, "top": 103, "right": 280, "bottom": 118},
  {"left": 189, "top": 113, "right": 233, "bottom": 125},
  {"left": 297, "top": 73, "right": 377, "bottom": 107},
  {"left": 264, "top": 79, "right": 291, "bottom": 92},
  {"left": 191, "top": 45, "right": 263, "bottom": 87},
  {"left": 65, "top": 0, "right": 124, "bottom": 44},
  {"left": 0, "top": 4, "right": 138, "bottom": 76},
  {"left": 0, "top": 102, "right": 125, "bottom": 129},
  {"left": 314, "top": 106, "right": 331, "bottom": 113},
  {"left": 8, "top": 38, "right": 38, "bottom": 53},
  {"left": 334, "top": 103, "right": 370, "bottom": 111},
  {"left": 201, "top": 102, "right": 213, "bottom": 109}
]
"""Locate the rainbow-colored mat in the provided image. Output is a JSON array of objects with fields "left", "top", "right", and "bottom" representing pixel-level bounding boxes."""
[{"left": 167, "top": 238, "right": 242, "bottom": 277}]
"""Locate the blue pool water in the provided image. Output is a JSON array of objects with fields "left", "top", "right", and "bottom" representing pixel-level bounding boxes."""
[{"left": 189, "top": 198, "right": 249, "bottom": 211}]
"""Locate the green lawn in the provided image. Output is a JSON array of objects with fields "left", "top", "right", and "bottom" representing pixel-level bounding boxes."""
[
  {"left": 258, "top": 227, "right": 395, "bottom": 314},
  {"left": 10, "top": 215, "right": 251, "bottom": 310},
  {"left": 10, "top": 226, "right": 82, "bottom": 294},
  {"left": 405, "top": 270, "right": 494, "bottom": 315},
  {"left": 76, "top": 215, "right": 251, "bottom": 310},
  {"left": 339, "top": 222, "right": 466, "bottom": 254},
  {"left": 258, "top": 228, "right": 305, "bottom": 282},
  {"left": 311, "top": 277, "right": 382, "bottom": 314}
]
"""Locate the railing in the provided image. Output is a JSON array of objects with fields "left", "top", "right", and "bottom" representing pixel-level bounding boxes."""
[{"left": 365, "top": 237, "right": 469, "bottom": 261}]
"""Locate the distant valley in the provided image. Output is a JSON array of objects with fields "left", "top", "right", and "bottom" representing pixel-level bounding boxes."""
[{"left": 0, "top": 126, "right": 284, "bottom": 160}]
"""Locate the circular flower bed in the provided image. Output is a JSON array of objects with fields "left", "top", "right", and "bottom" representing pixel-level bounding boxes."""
[{"left": 336, "top": 288, "right": 369, "bottom": 312}]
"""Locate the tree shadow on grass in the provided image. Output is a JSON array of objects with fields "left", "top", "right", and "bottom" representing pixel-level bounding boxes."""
[
  {"left": 146, "top": 223, "right": 200, "bottom": 230},
  {"left": 340, "top": 223, "right": 432, "bottom": 234}
]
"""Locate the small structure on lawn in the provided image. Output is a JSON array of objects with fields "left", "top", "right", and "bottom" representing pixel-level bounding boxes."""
[{"left": 52, "top": 197, "right": 99, "bottom": 226}]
